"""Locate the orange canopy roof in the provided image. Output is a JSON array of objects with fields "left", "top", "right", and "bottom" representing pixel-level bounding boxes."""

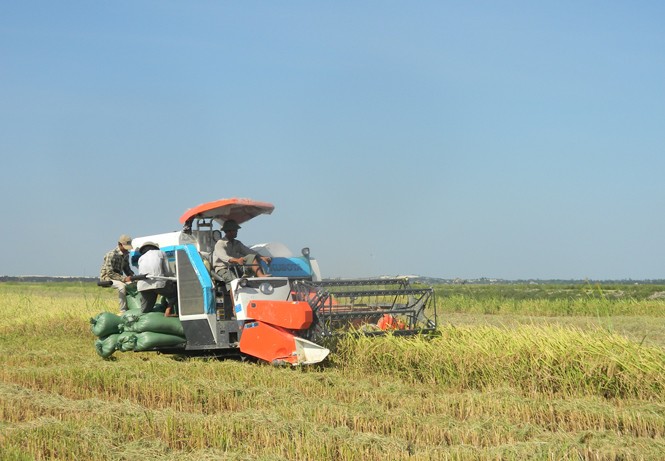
[{"left": 179, "top": 198, "right": 275, "bottom": 224}]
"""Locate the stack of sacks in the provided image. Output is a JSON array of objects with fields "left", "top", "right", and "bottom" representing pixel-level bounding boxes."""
[
  {"left": 90, "top": 311, "right": 125, "bottom": 358},
  {"left": 90, "top": 309, "right": 186, "bottom": 358}
]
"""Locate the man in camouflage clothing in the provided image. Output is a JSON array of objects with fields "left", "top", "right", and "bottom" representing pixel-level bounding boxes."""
[{"left": 100, "top": 234, "right": 135, "bottom": 312}]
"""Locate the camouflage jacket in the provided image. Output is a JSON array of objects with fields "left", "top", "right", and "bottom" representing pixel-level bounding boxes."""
[{"left": 100, "top": 247, "right": 134, "bottom": 281}]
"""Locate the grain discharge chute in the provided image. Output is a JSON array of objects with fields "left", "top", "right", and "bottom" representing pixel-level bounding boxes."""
[{"left": 93, "top": 198, "right": 438, "bottom": 365}]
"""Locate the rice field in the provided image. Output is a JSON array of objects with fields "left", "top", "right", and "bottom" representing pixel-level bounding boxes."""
[{"left": 1, "top": 282, "right": 664, "bottom": 460}]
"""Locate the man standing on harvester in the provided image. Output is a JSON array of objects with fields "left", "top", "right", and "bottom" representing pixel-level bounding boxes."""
[
  {"left": 136, "top": 241, "right": 178, "bottom": 314},
  {"left": 99, "top": 234, "right": 135, "bottom": 313},
  {"left": 212, "top": 219, "right": 272, "bottom": 293}
]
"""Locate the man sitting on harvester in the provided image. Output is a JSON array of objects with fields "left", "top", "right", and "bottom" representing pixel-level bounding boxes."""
[{"left": 212, "top": 219, "right": 272, "bottom": 295}]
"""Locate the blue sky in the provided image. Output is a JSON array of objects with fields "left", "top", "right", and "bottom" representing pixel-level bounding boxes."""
[{"left": 1, "top": 1, "right": 663, "bottom": 280}]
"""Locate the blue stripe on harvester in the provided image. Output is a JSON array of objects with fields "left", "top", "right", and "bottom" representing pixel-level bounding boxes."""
[
  {"left": 266, "top": 257, "right": 312, "bottom": 278},
  {"left": 179, "top": 244, "right": 215, "bottom": 315}
]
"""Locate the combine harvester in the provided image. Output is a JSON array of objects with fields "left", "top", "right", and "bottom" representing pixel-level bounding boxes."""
[{"left": 97, "top": 198, "right": 438, "bottom": 365}]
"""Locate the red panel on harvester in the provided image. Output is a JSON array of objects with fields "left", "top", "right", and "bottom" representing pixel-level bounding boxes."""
[
  {"left": 246, "top": 300, "right": 313, "bottom": 329},
  {"left": 239, "top": 321, "right": 299, "bottom": 365}
]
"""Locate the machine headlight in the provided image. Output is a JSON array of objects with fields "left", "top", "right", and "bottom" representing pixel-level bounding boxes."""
[
  {"left": 301, "top": 247, "right": 310, "bottom": 257},
  {"left": 259, "top": 282, "right": 274, "bottom": 295}
]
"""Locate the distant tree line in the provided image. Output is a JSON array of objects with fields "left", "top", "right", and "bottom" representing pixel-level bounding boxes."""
[
  {"left": 0, "top": 276, "right": 98, "bottom": 283},
  {"left": 414, "top": 276, "right": 665, "bottom": 285}
]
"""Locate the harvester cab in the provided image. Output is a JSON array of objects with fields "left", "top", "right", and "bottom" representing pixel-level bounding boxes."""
[{"left": 95, "top": 198, "right": 437, "bottom": 365}]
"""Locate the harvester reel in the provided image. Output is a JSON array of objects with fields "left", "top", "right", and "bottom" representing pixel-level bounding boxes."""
[{"left": 295, "top": 278, "right": 437, "bottom": 339}]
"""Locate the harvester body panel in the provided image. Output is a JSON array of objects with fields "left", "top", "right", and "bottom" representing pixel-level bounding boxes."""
[{"left": 231, "top": 277, "right": 294, "bottom": 321}]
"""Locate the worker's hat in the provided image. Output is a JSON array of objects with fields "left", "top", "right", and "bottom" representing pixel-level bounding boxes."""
[
  {"left": 221, "top": 220, "right": 241, "bottom": 231},
  {"left": 118, "top": 235, "right": 133, "bottom": 250},
  {"left": 138, "top": 241, "right": 160, "bottom": 254}
]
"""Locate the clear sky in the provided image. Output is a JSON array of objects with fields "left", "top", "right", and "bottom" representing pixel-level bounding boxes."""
[{"left": 1, "top": 1, "right": 663, "bottom": 280}]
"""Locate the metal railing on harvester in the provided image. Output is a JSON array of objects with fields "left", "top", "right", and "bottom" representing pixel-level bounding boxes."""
[{"left": 292, "top": 277, "right": 437, "bottom": 340}]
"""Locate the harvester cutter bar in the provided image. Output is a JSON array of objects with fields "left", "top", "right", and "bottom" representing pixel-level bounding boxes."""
[
  {"left": 311, "top": 278, "right": 411, "bottom": 288},
  {"left": 293, "top": 279, "right": 437, "bottom": 339},
  {"left": 318, "top": 288, "right": 431, "bottom": 298}
]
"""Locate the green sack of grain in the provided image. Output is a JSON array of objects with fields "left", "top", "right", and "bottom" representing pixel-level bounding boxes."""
[
  {"left": 90, "top": 312, "right": 123, "bottom": 337},
  {"left": 116, "top": 332, "right": 137, "bottom": 352},
  {"left": 126, "top": 284, "right": 141, "bottom": 311},
  {"left": 120, "top": 312, "right": 144, "bottom": 332},
  {"left": 95, "top": 334, "right": 120, "bottom": 358},
  {"left": 121, "top": 308, "right": 142, "bottom": 322},
  {"left": 123, "top": 312, "right": 185, "bottom": 337},
  {"left": 134, "top": 332, "right": 186, "bottom": 351}
]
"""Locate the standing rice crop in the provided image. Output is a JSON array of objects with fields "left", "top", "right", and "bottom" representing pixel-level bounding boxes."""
[{"left": 333, "top": 325, "right": 665, "bottom": 400}]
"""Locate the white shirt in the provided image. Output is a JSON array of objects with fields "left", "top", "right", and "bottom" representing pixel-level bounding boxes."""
[{"left": 137, "top": 249, "right": 172, "bottom": 291}]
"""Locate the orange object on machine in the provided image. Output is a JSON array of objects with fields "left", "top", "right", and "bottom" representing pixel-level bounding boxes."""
[
  {"left": 377, "top": 314, "right": 406, "bottom": 331},
  {"left": 246, "top": 300, "right": 313, "bottom": 330},
  {"left": 239, "top": 322, "right": 299, "bottom": 364},
  {"left": 179, "top": 197, "right": 275, "bottom": 224},
  {"left": 239, "top": 300, "right": 329, "bottom": 365},
  {"left": 239, "top": 321, "right": 330, "bottom": 365}
]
